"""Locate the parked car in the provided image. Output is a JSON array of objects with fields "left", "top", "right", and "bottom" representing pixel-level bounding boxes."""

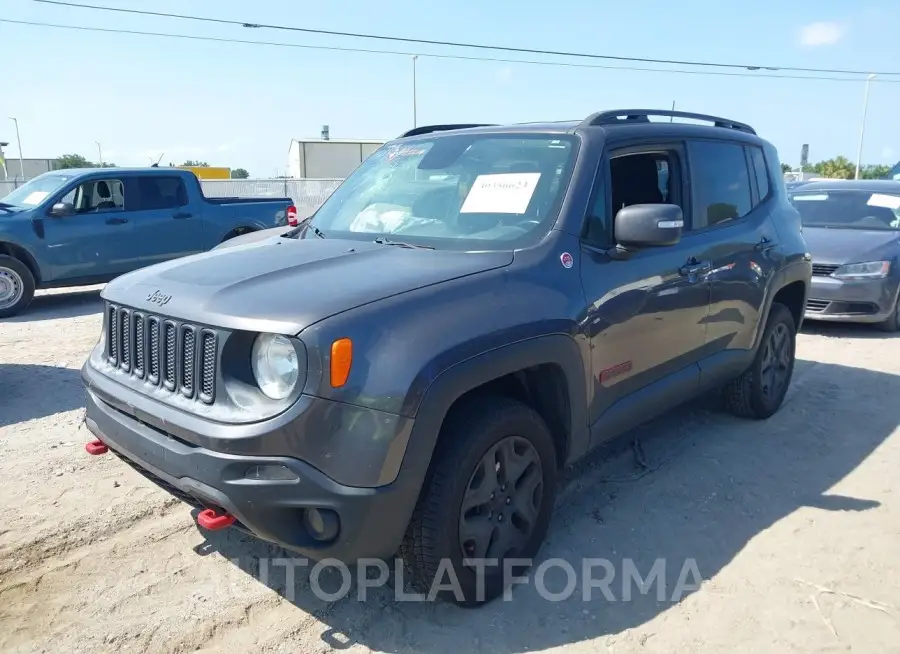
[
  {"left": 80, "top": 110, "right": 810, "bottom": 605},
  {"left": 0, "top": 168, "right": 295, "bottom": 317},
  {"left": 789, "top": 179, "right": 900, "bottom": 330}
]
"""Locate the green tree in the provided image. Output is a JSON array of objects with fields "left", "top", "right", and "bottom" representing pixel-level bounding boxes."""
[
  {"left": 182, "top": 160, "right": 209, "bottom": 167},
  {"left": 230, "top": 168, "right": 250, "bottom": 179},
  {"left": 55, "top": 154, "right": 116, "bottom": 169},
  {"left": 860, "top": 164, "right": 891, "bottom": 180},
  {"left": 55, "top": 154, "right": 92, "bottom": 169},
  {"left": 780, "top": 163, "right": 792, "bottom": 174},
  {"left": 811, "top": 156, "right": 855, "bottom": 179}
]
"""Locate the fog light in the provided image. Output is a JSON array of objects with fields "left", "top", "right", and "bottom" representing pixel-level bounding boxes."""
[
  {"left": 304, "top": 508, "right": 339, "bottom": 541},
  {"left": 244, "top": 464, "right": 298, "bottom": 481}
]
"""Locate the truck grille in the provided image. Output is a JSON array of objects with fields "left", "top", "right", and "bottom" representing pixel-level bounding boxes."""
[
  {"left": 106, "top": 303, "right": 218, "bottom": 404},
  {"left": 812, "top": 263, "right": 839, "bottom": 276}
]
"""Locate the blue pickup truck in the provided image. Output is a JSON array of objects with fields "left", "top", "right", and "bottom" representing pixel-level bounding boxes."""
[{"left": 0, "top": 167, "right": 294, "bottom": 317}]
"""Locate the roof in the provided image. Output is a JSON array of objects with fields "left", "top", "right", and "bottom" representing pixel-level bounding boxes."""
[
  {"left": 789, "top": 179, "right": 900, "bottom": 193},
  {"left": 393, "top": 110, "right": 764, "bottom": 145},
  {"left": 39, "top": 167, "right": 200, "bottom": 175}
]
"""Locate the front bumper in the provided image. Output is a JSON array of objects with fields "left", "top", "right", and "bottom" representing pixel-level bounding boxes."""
[
  {"left": 804, "top": 274, "right": 899, "bottom": 324},
  {"left": 82, "top": 370, "right": 419, "bottom": 562}
]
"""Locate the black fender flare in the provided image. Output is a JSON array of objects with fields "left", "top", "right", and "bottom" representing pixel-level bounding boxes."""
[
  {"left": 753, "top": 260, "right": 810, "bottom": 351},
  {"left": 390, "top": 333, "right": 590, "bottom": 506}
]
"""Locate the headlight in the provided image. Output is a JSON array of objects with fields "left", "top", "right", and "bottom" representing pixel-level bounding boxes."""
[
  {"left": 832, "top": 260, "right": 891, "bottom": 280},
  {"left": 251, "top": 334, "right": 299, "bottom": 400}
]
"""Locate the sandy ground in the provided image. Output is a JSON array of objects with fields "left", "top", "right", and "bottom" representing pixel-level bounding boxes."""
[{"left": 1, "top": 286, "right": 899, "bottom": 653}]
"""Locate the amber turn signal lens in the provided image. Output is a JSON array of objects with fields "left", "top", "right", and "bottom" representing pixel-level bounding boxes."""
[{"left": 330, "top": 338, "right": 352, "bottom": 387}]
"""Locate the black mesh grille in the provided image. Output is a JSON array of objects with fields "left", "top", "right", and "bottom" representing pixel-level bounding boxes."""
[
  {"left": 200, "top": 331, "right": 216, "bottom": 401},
  {"left": 133, "top": 314, "right": 145, "bottom": 378},
  {"left": 108, "top": 305, "right": 118, "bottom": 364},
  {"left": 164, "top": 322, "right": 176, "bottom": 390},
  {"left": 181, "top": 327, "right": 195, "bottom": 397},
  {"left": 148, "top": 318, "right": 160, "bottom": 383},
  {"left": 119, "top": 310, "right": 131, "bottom": 371},
  {"left": 105, "top": 304, "right": 218, "bottom": 404}
]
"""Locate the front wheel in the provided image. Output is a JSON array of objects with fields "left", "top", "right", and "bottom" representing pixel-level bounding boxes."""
[
  {"left": 400, "top": 395, "right": 558, "bottom": 606},
  {"left": 876, "top": 297, "right": 900, "bottom": 333},
  {"left": 0, "top": 255, "right": 35, "bottom": 319},
  {"left": 725, "top": 302, "right": 797, "bottom": 419}
]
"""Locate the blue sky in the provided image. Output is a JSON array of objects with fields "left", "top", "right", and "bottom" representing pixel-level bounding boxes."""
[{"left": 2, "top": 0, "right": 899, "bottom": 177}]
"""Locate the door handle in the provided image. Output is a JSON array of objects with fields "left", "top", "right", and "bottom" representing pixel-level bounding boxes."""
[
  {"left": 173, "top": 211, "right": 192, "bottom": 219},
  {"left": 105, "top": 216, "right": 128, "bottom": 225},
  {"left": 755, "top": 236, "right": 776, "bottom": 252},
  {"left": 679, "top": 259, "right": 711, "bottom": 277}
]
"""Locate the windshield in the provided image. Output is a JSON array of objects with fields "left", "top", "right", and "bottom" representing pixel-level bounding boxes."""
[
  {"left": 2, "top": 174, "right": 74, "bottom": 207},
  {"left": 789, "top": 189, "right": 900, "bottom": 231},
  {"left": 307, "top": 133, "right": 577, "bottom": 250}
]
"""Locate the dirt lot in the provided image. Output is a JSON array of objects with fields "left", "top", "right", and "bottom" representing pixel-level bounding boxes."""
[{"left": 1, "top": 286, "right": 899, "bottom": 653}]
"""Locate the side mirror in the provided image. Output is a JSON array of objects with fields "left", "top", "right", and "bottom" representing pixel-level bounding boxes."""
[
  {"left": 50, "top": 202, "right": 75, "bottom": 217},
  {"left": 614, "top": 203, "right": 683, "bottom": 248}
]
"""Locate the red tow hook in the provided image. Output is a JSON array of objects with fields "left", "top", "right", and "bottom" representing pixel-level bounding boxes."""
[
  {"left": 197, "top": 508, "right": 236, "bottom": 531},
  {"left": 85, "top": 439, "right": 109, "bottom": 455}
]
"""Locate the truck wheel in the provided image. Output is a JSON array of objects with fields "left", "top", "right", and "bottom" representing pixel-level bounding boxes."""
[
  {"left": 400, "top": 395, "right": 558, "bottom": 606},
  {"left": 725, "top": 302, "right": 796, "bottom": 419},
  {"left": 875, "top": 297, "right": 900, "bottom": 333},
  {"left": 0, "top": 255, "right": 35, "bottom": 319}
]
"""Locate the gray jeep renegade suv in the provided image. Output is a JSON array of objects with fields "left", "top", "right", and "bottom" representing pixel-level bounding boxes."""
[{"left": 82, "top": 109, "right": 811, "bottom": 605}]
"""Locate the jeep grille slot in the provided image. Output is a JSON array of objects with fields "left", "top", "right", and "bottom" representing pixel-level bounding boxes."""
[{"left": 105, "top": 303, "right": 218, "bottom": 405}]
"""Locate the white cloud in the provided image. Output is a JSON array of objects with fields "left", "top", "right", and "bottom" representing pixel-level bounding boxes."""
[
  {"left": 798, "top": 21, "right": 845, "bottom": 47},
  {"left": 881, "top": 146, "right": 896, "bottom": 162},
  {"left": 495, "top": 66, "right": 513, "bottom": 83}
]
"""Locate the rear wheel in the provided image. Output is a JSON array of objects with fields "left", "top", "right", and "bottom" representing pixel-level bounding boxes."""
[
  {"left": 401, "top": 395, "right": 557, "bottom": 606},
  {"left": 725, "top": 302, "right": 796, "bottom": 419},
  {"left": 0, "top": 255, "right": 35, "bottom": 319}
]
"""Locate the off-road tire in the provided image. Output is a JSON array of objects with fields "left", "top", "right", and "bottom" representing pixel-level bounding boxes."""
[
  {"left": 0, "top": 255, "right": 35, "bottom": 319},
  {"left": 400, "top": 395, "right": 558, "bottom": 606},
  {"left": 725, "top": 302, "right": 796, "bottom": 419}
]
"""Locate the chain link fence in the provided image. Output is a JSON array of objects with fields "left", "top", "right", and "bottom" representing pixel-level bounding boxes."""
[
  {"left": 200, "top": 179, "right": 343, "bottom": 219},
  {"left": 0, "top": 178, "right": 345, "bottom": 218}
]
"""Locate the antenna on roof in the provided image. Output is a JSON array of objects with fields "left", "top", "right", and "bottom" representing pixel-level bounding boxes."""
[{"left": 150, "top": 152, "right": 164, "bottom": 168}]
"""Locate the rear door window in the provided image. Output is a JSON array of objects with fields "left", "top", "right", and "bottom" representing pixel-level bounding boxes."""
[
  {"left": 133, "top": 176, "right": 189, "bottom": 211},
  {"left": 687, "top": 141, "right": 753, "bottom": 228}
]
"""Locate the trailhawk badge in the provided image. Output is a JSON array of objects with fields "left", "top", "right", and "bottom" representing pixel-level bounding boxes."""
[{"left": 560, "top": 252, "right": 574, "bottom": 269}]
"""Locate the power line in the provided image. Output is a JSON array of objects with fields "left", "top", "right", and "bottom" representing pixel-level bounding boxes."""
[
  {"left": 32, "top": 0, "right": 900, "bottom": 78},
  {"left": 5, "top": 19, "right": 900, "bottom": 85}
]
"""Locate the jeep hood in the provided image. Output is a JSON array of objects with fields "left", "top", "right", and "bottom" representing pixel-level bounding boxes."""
[{"left": 101, "top": 236, "right": 513, "bottom": 334}]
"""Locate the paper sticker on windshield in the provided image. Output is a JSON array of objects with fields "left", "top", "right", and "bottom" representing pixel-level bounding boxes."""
[
  {"left": 867, "top": 193, "right": 900, "bottom": 210},
  {"left": 460, "top": 173, "right": 541, "bottom": 214},
  {"left": 23, "top": 191, "right": 49, "bottom": 204}
]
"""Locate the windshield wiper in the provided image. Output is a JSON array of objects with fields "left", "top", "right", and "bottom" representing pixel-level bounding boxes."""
[
  {"left": 306, "top": 223, "right": 327, "bottom": 239},
  {"left": 373, "top": 237, "right": 434, "bottom": 250},
  {"left": 0, "top": 204, "right": 14, "bottom": 213}
]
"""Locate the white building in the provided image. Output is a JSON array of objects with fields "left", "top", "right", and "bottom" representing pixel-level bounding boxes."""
[{"left": 287, "top": 138, "right": 385, "bottom": 179}]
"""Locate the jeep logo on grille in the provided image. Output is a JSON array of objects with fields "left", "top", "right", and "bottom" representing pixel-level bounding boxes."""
[{"left": 146, "top": 290, "right": 172, "bottom": 307}]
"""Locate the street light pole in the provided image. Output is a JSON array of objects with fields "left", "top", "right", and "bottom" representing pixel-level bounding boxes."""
[
  {"left": 96, "top": 141, "right": 104, "bottom": 167},
  {"left": 412, "top": 55, "right": 418, "bottom": 128},
  {"left": 855, "top": 74, "right": 876, "bottom": 180},
  {"left": 8, "top": 117, "right": 24, "bottom": 181}
]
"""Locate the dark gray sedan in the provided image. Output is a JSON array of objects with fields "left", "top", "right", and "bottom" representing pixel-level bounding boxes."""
[{"left": 789, "top": 180, "right": 900, "bottom": 331}]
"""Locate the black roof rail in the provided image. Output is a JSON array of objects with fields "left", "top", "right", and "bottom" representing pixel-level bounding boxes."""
[
  {"left": 398, "top": 124, "right": 498, "bottom": 138},
  {"left": 581, "top": 109, "right": 756, "bottom": 135}
]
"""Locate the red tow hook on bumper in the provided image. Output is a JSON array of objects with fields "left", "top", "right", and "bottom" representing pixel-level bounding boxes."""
[
  {"left": 85, "top": 439, "right": 109, "bottom": 455},
  {"left": 197, "top": 508, "right": 236, "bottom": 531}
]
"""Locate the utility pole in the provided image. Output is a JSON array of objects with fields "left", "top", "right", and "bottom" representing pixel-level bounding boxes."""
[
  {"left": 96, "top": 141, "right": 104, "bottom": 167},
  {"left": 412, "top": 55, "right": 418, "bottom": 128},
  {"left": 855, "top": 74, "right": 876, "bottom": 180},
  {"left": 8, "top": 117, "right": 24, "bottom": 181}
]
